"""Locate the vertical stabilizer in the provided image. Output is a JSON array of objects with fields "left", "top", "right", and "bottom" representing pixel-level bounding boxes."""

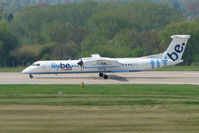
[{"left": 163, "top": 35, "right": 190, "bottom": 63}]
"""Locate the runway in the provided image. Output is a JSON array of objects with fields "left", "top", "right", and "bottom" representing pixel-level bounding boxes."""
[{"left": 0, "top": 71, "right": 198, "bottom": 85}]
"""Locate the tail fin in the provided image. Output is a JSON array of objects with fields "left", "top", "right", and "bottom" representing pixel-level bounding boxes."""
[{"left": 163, "top": 35, "right": 190, "bottom": 63}]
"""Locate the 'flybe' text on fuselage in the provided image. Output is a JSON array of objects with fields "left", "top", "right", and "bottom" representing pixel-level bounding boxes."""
[{"left": 51, "top": 63, "right": 72, "bottom": 71}]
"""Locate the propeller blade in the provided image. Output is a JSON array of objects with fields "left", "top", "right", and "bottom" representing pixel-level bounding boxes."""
[
  {"left": 77, "top": 60, "right": 83, "bottom": 66},
  {"left": 77, "top": 59, "right": 84, "bottom": 71}
]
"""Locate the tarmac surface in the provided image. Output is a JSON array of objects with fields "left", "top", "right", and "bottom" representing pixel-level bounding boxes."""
[{"left": 0, "top": 71, "right": 198, "bottom": 85}]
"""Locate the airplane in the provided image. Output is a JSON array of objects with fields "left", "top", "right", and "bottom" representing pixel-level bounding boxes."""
[{"left": 22, "top": 35, "right": 190, "bottom": 79}]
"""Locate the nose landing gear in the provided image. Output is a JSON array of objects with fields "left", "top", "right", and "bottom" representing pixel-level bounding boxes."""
[
  {"left": 99, "top": 73, "right": 108, "bottom": 79},
  {"left": 29, "top": 74, "right": 33, "bottom": 79}
]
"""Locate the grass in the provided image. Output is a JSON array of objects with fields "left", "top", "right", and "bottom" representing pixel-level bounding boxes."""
[
  {"left": 0, "top": 85, "right": 199, "bottom": 133},
  {"left": 0, "top": 67, "right": 25, "bottom": 72}
]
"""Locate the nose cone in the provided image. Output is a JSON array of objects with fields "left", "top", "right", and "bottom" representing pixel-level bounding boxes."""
[{"left": 21, "top": 67, "right": 31, "bottom": 74}]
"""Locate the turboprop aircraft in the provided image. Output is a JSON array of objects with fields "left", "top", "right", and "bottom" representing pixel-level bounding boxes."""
[{"left": 22, "top": 35, "right": 190, "bottom": 79}]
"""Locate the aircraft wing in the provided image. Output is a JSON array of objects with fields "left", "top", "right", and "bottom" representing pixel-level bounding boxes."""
[{"left": 83, "top": 58, "right": 122, "bottom": 70}]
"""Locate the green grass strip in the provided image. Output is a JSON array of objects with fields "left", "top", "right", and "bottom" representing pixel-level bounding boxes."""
[{"left": 0, "top": 84, "right": 198, "bottom": 106}]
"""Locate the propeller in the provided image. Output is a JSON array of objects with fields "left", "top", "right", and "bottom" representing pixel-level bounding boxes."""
[{"left": 77, "top": 59, "right": 84, "bottom": 70}]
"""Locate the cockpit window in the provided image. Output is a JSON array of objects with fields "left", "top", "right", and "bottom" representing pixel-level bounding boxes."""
[{"left": 32, "top": 63, "right": 40, "bottom": 66}]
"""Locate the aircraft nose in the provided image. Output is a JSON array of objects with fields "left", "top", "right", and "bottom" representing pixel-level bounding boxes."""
[
  {"left": 21, "top": 67, "right": 31, "bottom": 74},
  {"left": 21, "top": 68, "right": 27, "bottom": 74}
]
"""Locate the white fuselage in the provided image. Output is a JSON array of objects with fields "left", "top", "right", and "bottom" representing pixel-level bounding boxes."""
[{"left": 22, "top": 57, "right": 176, "bottom": 74}]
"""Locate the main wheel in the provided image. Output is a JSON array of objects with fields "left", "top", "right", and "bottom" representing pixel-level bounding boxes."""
[
  {"left": 103, "top": 74, "right": 108, "bottom": 79},
  {"left": 29, "top": 74, "right": 33, "bottom": 79},
  {"left": 99, "top": 73, "right": 104, "bottom": 77}
]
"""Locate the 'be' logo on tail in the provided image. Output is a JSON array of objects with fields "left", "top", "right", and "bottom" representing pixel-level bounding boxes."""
[{"left": 167, "top": 43, "right": 185, "bottom": 61}]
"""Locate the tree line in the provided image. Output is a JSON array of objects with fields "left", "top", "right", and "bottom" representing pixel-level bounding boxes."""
[
  {"left": 1, "top": 0, "right": 199, "bottom": 17},
  {"left": 0, "top": 1, "right": 199, "bottom": 67}
]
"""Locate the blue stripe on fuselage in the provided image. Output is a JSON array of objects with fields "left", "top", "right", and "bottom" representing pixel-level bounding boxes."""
[{"left": 24, "top": 70, "right": 144, "bottom": 74}]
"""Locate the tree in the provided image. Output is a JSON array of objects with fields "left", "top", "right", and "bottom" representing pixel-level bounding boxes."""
[
  {"left": 68, "top": 27, "right": 89, "bottom": 46},
  {"left": 0, "top": 20, "right": 18, "bottom": 66},
  {"left": 41, "top": 20, "right": 71, "bottom": 43},
  {"left": 51, "top": 42, "right": 79, "bottom": 59},
  {"left": 88, "top": 9, "right": 132, "bottom": 39},
  {"left": 39, "top": 42, "right": 79, "bottom": 60},
  {"left": 139, "top": 30, "right": 161, "bottom": 55},
  {"left": 10, "top": 45, "right": 41, "bottom": 66},
  {"left": 80, "top": 32, "right": 109, "bottom": 56},
  {"left": 7, "top": 13, "right": 14, "bottom": 22},
  {"left": 110, "top": 29, "right": 139, "bottom": 57}
]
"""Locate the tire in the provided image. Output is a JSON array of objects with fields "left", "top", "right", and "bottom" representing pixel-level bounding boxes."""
[
  {"left": 103, "top": 74, "right": 108, "bottom": 79},
  {"left": 29, "top": 74, "right": 33, "bottom": 79},
  {"left": 99, "top": 73, "right": 104, "bottom": 77}
]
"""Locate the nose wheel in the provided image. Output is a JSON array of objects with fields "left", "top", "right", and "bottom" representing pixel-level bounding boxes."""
[
  {"left": 29, "top": 74, "right": 33, "bottom": 79},
  {"left": 99, "top": 73, "right": 108, "bottom": 79}
]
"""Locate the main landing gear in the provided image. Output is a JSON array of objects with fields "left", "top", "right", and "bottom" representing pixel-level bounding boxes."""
[
  {"left": 29, "top": 74, "right": 33, "bottom": 79},
  {"left": 99, "top": 73, "right": 108, "bottom": 79}
]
